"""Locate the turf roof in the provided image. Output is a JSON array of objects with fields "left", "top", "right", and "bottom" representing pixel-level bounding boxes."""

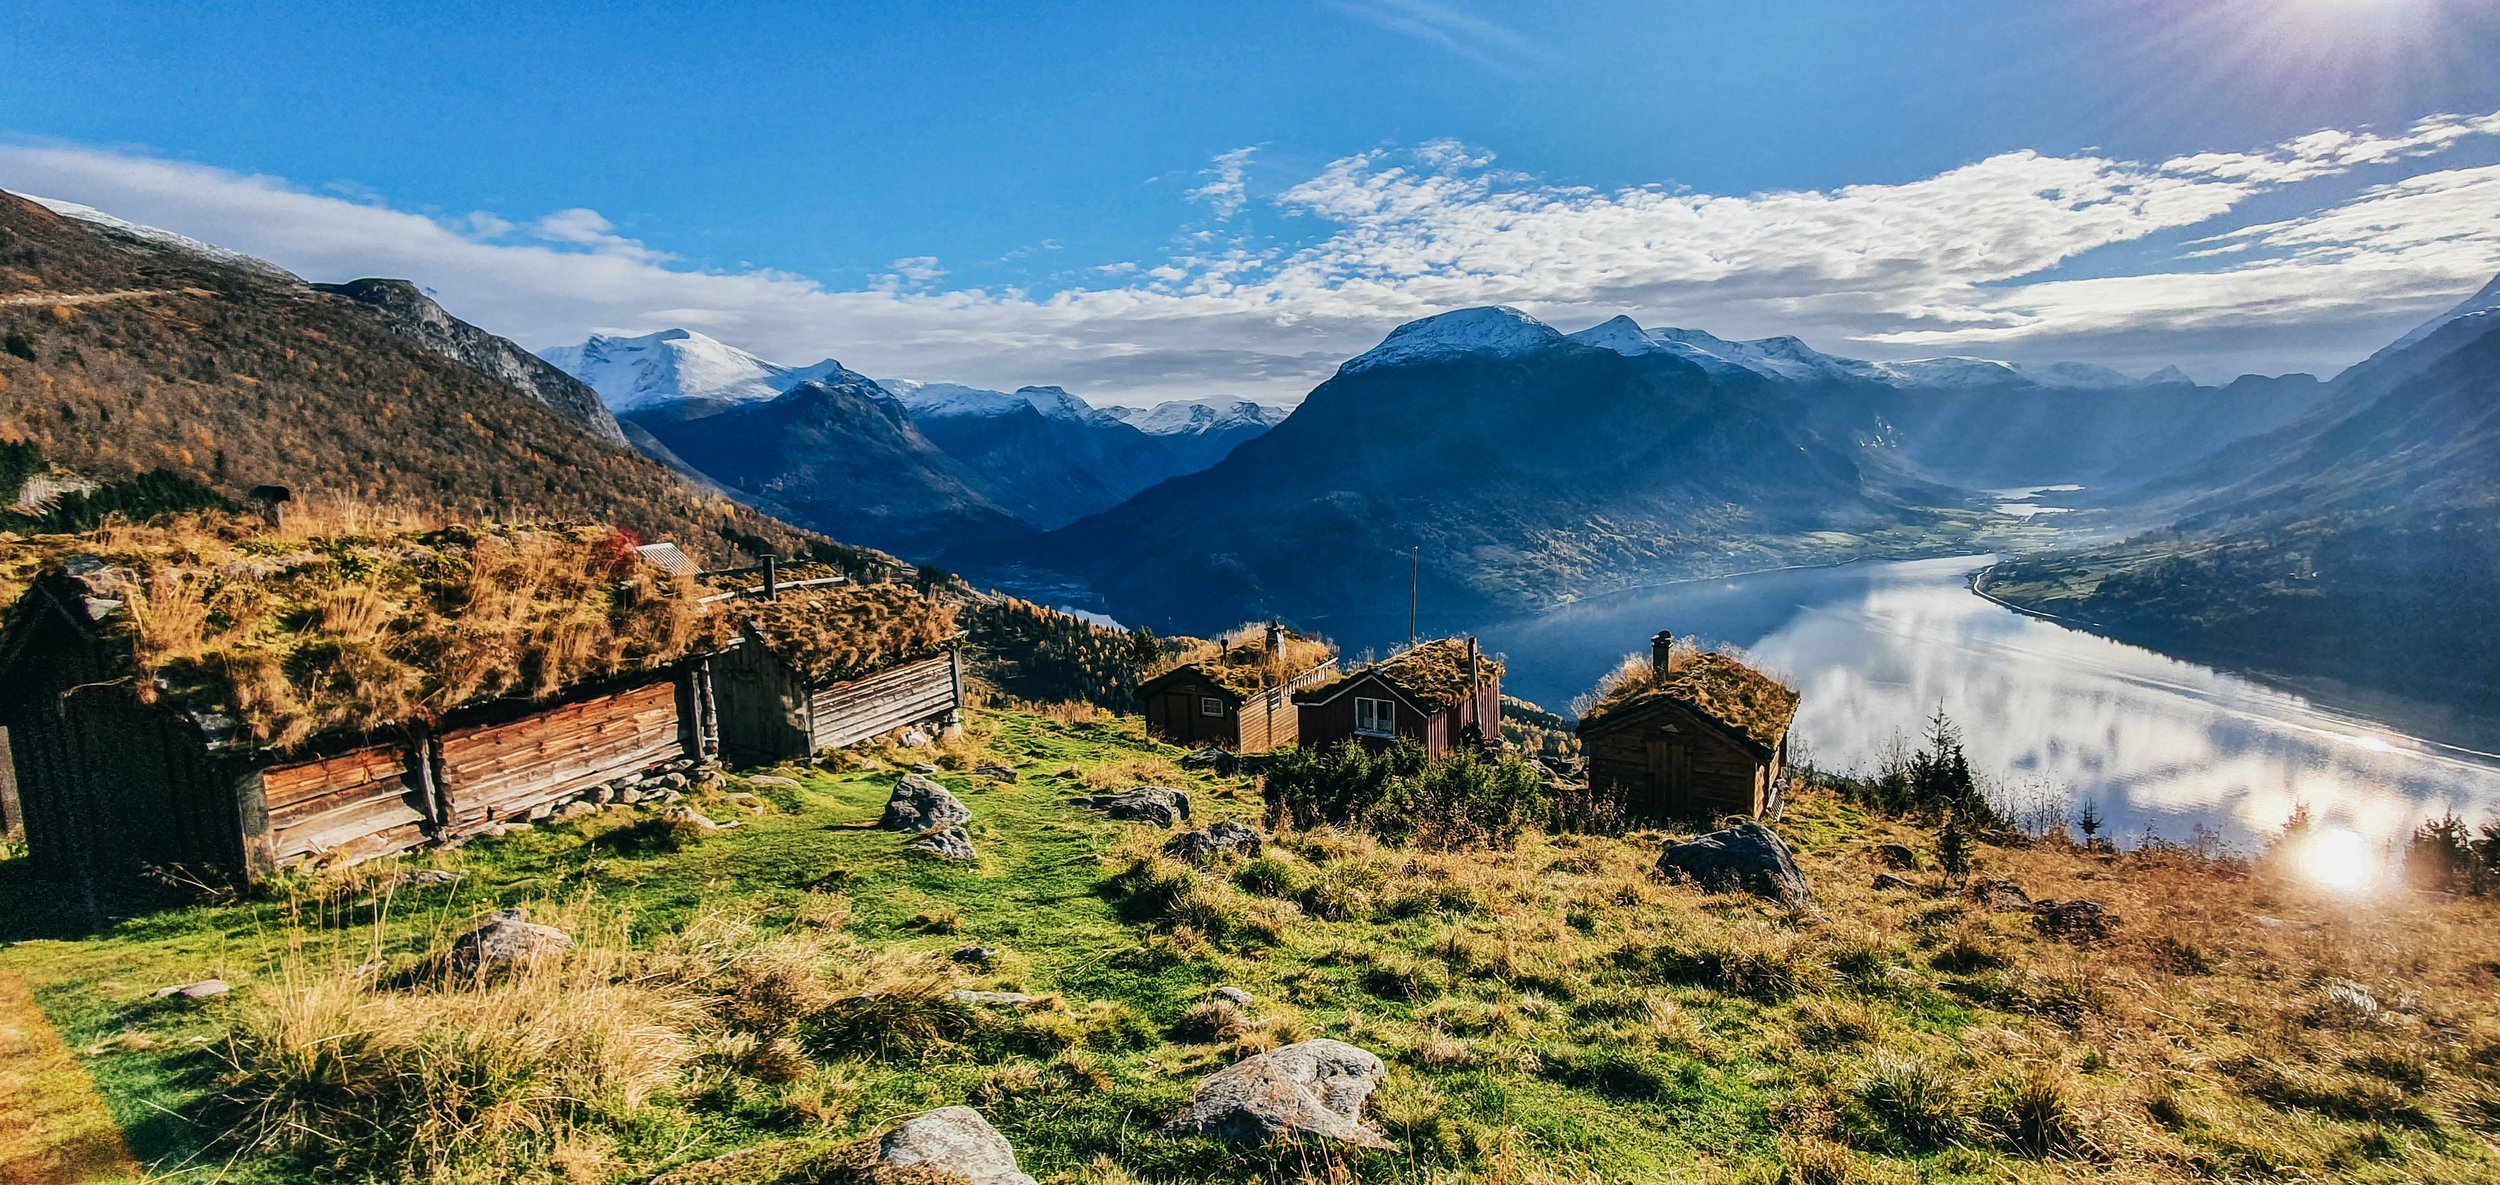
[
  {"left": 1579, "top": 651, "right": 1799, "bottom": 753},
  {"left": 1299, "top": 636, "right": 1500, "bottom": 713}
]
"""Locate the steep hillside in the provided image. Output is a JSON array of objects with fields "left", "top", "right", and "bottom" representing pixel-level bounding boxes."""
[
  {"left": 0, "top": 191, "right": 877, "bottom": 570},
  {"left": 313, "top": 277, "right": 626, "bottom": 443},
  {"left": 1023, "top": 308, "right": 1973, "bottom": 634},
  {"left": 624, "top": 369, "right": 1030, "bottom": 559}
]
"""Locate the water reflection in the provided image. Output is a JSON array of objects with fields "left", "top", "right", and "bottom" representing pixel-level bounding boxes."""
[{"left": 1488, "top": 556, "right": 2500, "bottom": 864}]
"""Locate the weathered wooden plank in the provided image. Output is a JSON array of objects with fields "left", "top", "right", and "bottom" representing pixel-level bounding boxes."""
[{"left": 272, "top": 792, "right": 429, "bottom": 863}]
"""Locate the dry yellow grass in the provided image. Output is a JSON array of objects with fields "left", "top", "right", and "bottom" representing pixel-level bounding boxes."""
[
  {"left": 729, "top": 582, "right": 958, "bottom": 686},
  {"left": 0, "top": 972, "right": 142, "bottom": 1185},
  {"left": 1151, "top": 622, "right": 1338, "bottom": 698},
  {"left": 1577, "top": 649, "right": 1798, "bottom": 749}
]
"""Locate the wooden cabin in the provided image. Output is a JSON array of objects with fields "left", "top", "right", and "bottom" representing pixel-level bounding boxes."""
[
  {"left": 708, "top": 583, "right": 966, "bottom": 764},
  {"left": 1576, "top": 631, "right": 1799, "bottom": 822},
  {"left": 1138, "top": 623, "right": 1337, "bottom": 752},
  {"left": 1295, "top": 637, "right": 1501, "bottom": 757},
  {"left": 0, "top": 542, "right": 720, "bottom": 887}
]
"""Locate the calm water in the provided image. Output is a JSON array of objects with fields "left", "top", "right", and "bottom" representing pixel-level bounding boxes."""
[{"left": 1481, "top": 555, "right": 2500, "bottom": 882}]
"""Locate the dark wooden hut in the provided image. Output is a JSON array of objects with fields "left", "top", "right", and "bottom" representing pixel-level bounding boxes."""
[
  {"left": 708, "top": 582, "right": 966, "bottom": 764},
  {"left": 1576, "top": 631, "right": 1799, "bottom": 821},
  {"left": 1137, "top": 623, "right": 1337, "bottom": 752},
  {"left": 1295, "top": 637, "right": 1501, "bottom": 757},
  {"left": 0, "top": 550, "right": 719, "bottom": 887}
]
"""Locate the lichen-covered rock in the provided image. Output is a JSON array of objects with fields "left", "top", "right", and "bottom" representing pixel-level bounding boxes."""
[
  {"left": 879, "top": 1106, "right": 1037, "bottom": 1185},
  {"left": 1656, "top": 820, "right": 1811, "bottom": 907},
  {"left": 1164, "top": 819, "right": 1265, "bottom": 865},
  {"left": 908, "top": 827, "right": 977, "bottom": 861},
  {"left": 1073, "top": 786, "right": 1193, "bottom": 828},
  {"left": 972, "top": 764, "right": 1018, "bottom": 782},
  {"left": 1213, "top": 985, "right": 1255, "bottom": 1006},
  {"left": 882, "top": 774, "right": 971, "bottom": 832},
  {"left": 1971, "top": 878, "right": 2031, "bottom": 911},
  {"left": 446, "top": 908, "right": 573, "bottom": 976},
  {"left": 153, "top": 978, "right": 230, "bottom": 1000},
  {"left": 2031, "top": 898, "right": 2117, "bottom": 942},
  {"left": 1164, "top": 1038, "right": 1392, "bottom": 1149}
]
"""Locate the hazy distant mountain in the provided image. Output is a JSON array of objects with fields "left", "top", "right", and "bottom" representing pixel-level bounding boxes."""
[
  {"left": 1105, "top": 398, "right": 1284, "bottom": 471},
  {"left": 1019, "top": 306, "right": 1961, "bottom": 633},
  {"left": 879, "top": 379, "right": 1223, "bottom": 529},
  {"left": 541, "top": 328, "right": 848, "bottom": 413}
]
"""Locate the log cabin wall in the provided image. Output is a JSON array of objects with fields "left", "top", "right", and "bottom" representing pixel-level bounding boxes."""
[
  {"left": 806, "top": 652, "right": 961, "bottom": 752},
  {"left": 1298, "top": 673, "right": 1433, "bottom": 754},
  {"left": 1141, "top": 672, "right": 1241, "bottom": 750},
  {"left": 434, "top": 678, "right": 691, "bottom": 837},
  {"left": 1583, "top": 700, "right": 1770, "bottom": 822},
  {"left": 258, "top": 742, "right": 430, "bottom": 867},
  {"left": 0, "top": 726, "right": 19, "bottom": 838},
  {"left": 712, "top": 639, "right": 813, "bottom": 765}
]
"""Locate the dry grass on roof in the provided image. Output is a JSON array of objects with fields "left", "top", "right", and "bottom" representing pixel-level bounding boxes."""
[
  {"left": 729, "top": 583, "right": 958, "bottom": 685},
  {"left": 1582, "top": 649, "right": 1799, "bottom": 751},
  {"left": 1150, "top": 622, "right": 1336, "bottom": 697},
  {"left": 1301, "top": 637, "right": 1500, "bottom": 712},
  {"left": 3, "top": 512, "right": 724, "bottom": 751}
]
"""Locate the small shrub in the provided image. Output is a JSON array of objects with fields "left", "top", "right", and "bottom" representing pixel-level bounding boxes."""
[
  {"left": 1171, "top": 999, "right": 1248, "bottom": 1042},
  {"left": 1981, "top": 1063, "right": 2089, "bottom": 1158},
  {"left": 1232, "top": 856, "right": 1300, "bottom": 897},
  {"left": 1854, "top": 1054, "right": 1969, "bottom": 1150},
  {"left": 802, "top": 973, "right": 985, "bottom": 1061}
]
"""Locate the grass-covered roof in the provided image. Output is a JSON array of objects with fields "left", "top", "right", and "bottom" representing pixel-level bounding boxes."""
[
  {"left": 728, "top": 582, "right": 959, "bottom": 686},
  {"left": 4, "top": 516, "right": 725, "bottom": 752},
  {"left": 1580, "top": 651, "right": 1799, "bottom": 753},
  {"left": 1301, "top": 636, "right": 1501, "bottom": 713},
  {"left": 1145, "top": 624, "right": 1336, "bottom": 699}
]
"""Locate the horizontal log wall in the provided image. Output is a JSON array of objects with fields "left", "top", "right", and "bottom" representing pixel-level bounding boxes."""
[
  {"left": 1585, "top": 702, "right": 1767, "bottom": 821},
  {"left": 262, "top": 743, "right": 429, "bottom": 867},
  {"left": 808, "top": 654, "right": 961, "bottom": 752},
  {"left": 437, "top": 680, "right": 689, "bottom": 836}
]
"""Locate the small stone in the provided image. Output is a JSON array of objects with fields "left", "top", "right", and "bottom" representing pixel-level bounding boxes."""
[
  {"left": 661, "top": 805, "right": 726, "bottom": 830},
  {"left": 1163, "top": 1039, "right": 1391, "bottom": 1149},
  {"left": 445, "top": 907, "right": 573, "bottom": 977},
  {"left": 557, "top": 801, "right": 599, "bottom": 821},
  {"left": 877, "top": 1105, "right": 1037, "bottom": 1185},
  {"left": 952, "top": 945, "right": 1002, "bottom": 967},
  {"left": 1180, "top": 746, "right": 1239, "bottom": 776},
  {"left": 153, "top": 978, "right": 230, "bottom": 1000},
  {"left": 1213, "top": 985, "right": 1254, "bottom": 1006},
  {"left": 973, "top": 764, "right": 1018, "bottom": 782},
  {"left": 908, "top": 827, "right": 978, "bottom": 861},
  {"left": 1971, "top": 878, "right": 2031, "bottom": 911},
  {"left": 499, "top": 821, "right": 534, "bottom": 832},
  {"left": 909, "top": 763, "right": 942, "bottom": 774},
  {"left": 1872, "top": 843, "right": 1919, "bottom": 870},
  {"left": 389, "top": 869, "right": 465, "bottom": 890},
  {"left": 900, "top": 728, "right": 935, "bottom": 749},
  {"left": 659, "top": 790, "right": 685, "bottom": 805},
  {"left": 949, "top": 989, "right": 1038, "bottom": 1007},
  {"left": 588, "top": 785, "right": 614, "bottom": 805},
  {"left": 613, "top": 787, "right": 645, "bottom": 805},
  {"left": 658, "top": 772, "right": 688, "bottom": 789},
  {"left": 1165, "top": 820, "right": 1265, "bottom": 865},
  {"left": 882, "top": 774, "right": 972, "bottom": 832},
  {"left": 1071, "top": 786, "right": 1193, "bottom": 828},
  {"left": 2030, "top": 898, "right": 2117, "bottom": 942},
  {"left": 525, "top": 803, "right": 554, "bottom": 822}
]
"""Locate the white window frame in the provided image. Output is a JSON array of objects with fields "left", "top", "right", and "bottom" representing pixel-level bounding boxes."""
[
  {"left": 1355, "top": 697, "right": 1397, "bottom": 737},
  {"left": 1199, "top": 696, "right": 1226, "bottom": 718}
]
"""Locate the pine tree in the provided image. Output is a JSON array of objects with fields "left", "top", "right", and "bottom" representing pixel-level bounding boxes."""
[{"left": 1936, "top": 806, "right": 1975, "bottom": 888}]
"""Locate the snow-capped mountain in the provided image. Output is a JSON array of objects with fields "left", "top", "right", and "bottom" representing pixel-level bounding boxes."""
[
  {"left": 540, "top": 329, "right": 848, "bottom": 413},
  {"left": 20, "top": 193, "right": 300, "bottom": 282},
  {"left": 879, "top": 379, "right": 1115, "bottom": 425},
  {"left": 1340, "top": 306, "right": 1567, "bottom": 374},
  {"left": 1567, "top": 314, "right": 2174, "bottom": 391},
  {"left": 1105, "top": 398, "right": 1284, "bottom": 437}
]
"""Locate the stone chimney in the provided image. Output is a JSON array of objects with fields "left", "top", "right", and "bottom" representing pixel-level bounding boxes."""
[{"left": 1652, "top": 629, "right": 1677, "bottom": 673}]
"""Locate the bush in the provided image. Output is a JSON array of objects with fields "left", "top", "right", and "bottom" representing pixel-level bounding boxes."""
[
  {"left": 1261, "top": 740, "right": 1548, "bottom": 851},
  {"left": 1852, "top": 1053, "right": 1969, "bottom": 1150}
]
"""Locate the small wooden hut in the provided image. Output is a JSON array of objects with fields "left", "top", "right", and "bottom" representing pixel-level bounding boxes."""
[
  {"left": 1295, "top": 636, "right": 1501, "bottom": 757},
  {"left": 0, "top": 528, "right": 726, "bottom": 886},
  {"left": 1575, "top": 631, "right": 1799, "bottom": 821},
  {"left": 708, "top": 582, "right": 966, "bottom": 764},
  {"left": 1137, "top": 623, "right": 1337, "bottom": 752}
]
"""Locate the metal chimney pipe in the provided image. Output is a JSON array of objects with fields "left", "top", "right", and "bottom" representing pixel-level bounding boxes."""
[
  {"left": 1652, "top": 629, "right": 1676, "bottom": 672},
  {"left": 763, "top": 554, "right": 779, "bottom": 600}
]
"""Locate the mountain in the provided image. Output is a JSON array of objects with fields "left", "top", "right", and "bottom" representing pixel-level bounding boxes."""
[
  {"left": 1982, "top": 275, "right": 2500, "bottom": 709},
  {"left": 0, "top": 190, "right": 869, "bottom": 569},
  {"left": 621, "top": 366, "right": 1028, "bottom": 558},
  {"left": 314, "top": 278, "right": 626, "bottom": 444},
  {"left": 1104, "top": 398, "right": 1284, "bottom": 471},
  {"left": 1017, "top": 306, "right": 1964, "bottom": 634},
  {"left": 878, "top": 379, "right": 1211, "bottom": 529},
  {"left": 541, "top": 328, "right": 848, "bottom": 413}
]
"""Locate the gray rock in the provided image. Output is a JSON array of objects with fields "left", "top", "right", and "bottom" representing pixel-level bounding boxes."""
[
  {"left": 617, "top": 773, "right": 645, "bottom": 787},
  {"left": 1971, "top": 878, "right": 2031, "bottom": 911},
  {"left": 908, "top": 827, "right": 977, "bottom": 861},
  {"left": 1180, "top": 746, "right": 1239, "bottom": 776},
  {"left": 1164, "top": 1038, "right": 1392, "bottom": 1149},
  {"left": 1656, "top": 820, "right": 1812, "bottom": 907},
  {"left": 525, "top": 803, "right": 555, "bottom": 822},
  {"left": 153, "top": 978, "right": 230, "bottom": 1000},
  {"left": 973, "top": 764, "right": 1018, "bottom": 782},
  {"left": 446, "top": 907, "right": 574, "bottom": 977},
  {"left": 950, "top": 989, "right": 1040, "bottom": 1007},
  {"left": 556, "top": 800, "right": 599, "bottom": 821},
  {"left": 1872, "top": 843, "right": 1919, "bottom": 870},
  {"left": 661, "top": 805, "right": 725, "bottom": 830},
  {"left": 881, "top": 774, "right": 972, "bottom": 832},
  {"left": 900, "top": 727, "right": 935, "bottom": 749},
  {"left": 587, "top": 785, "right": 614, "bottom": 805},
  {"left": 2030, "top": 898, "right": 2117, "bottom": 942},
  {"left": 878, "top": 1106, "right": 1037, "bottom": 1185},
  {"left": 1870, "top": 872, "right": 1918, "bottom": 893},
  {"left": 1213, "top": 985, "right": 1254, "bottom": 1006},
  {"left": 909, "top": 762, "right": 943, "bottom": 774},
  {"left": 952, "top": 945, "right": 1002, "bottom": 968},
  {"left": 1072, "top": 786, "right": 1193, "bottom": 828},
  {"left": 388, "top": 869, "right": 465, "bottom": 890},
  {"left": 612, "top": 787, "right": 645, "bottom": 806},
  {"left": 658, "top": 772, "right": 688, "bottom": 789},
  {"left": 745, "top": 775, "right": 802, "bottom": 789},
  {"left": 1165, "top": 820, "right": 1265, "bottom": 865}
]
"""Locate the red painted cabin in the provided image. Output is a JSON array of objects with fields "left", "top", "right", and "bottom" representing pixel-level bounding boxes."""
[{"left": 1294, "top": 637, "right": 1501, "bottom": 758}]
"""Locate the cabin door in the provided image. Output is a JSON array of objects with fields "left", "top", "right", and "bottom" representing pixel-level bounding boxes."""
[{"left": 1645, "top": 736, "right": 1691, "bottom": 810}]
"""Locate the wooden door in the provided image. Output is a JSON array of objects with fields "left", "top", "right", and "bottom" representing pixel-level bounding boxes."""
[{"left": 1646, "top": 736, "right": 1690, "bottom": 810}]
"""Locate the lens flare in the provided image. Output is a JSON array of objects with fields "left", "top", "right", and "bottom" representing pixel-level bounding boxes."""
[{"left": 2302, "top": 826, "right": 2377, "bottom": 890}]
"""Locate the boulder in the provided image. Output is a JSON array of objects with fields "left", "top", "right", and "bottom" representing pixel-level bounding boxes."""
[
  {"left": 2030, "top": 898, "right": 2117, "bottom": 942},
  {"left": 1164, "top": 820, "right": 1265, "bottom": 865},
  {"left": 952, "top": 945, "right": 1002, "bottom": 968},
  {"left": 881, "top": 774, "right": 972, "bottom": 832},
  {"left": 879, "top": 1106, "right": 1037, "bottom": 1185},
  {"left": 153, "top": 978, "right": 230, "bottom": 1000},
  {"left": 1213, "top": 985, "right": 1255, "bottom": 1006},
  {"left": 1656, "top": 821, "right": 1812, "bottom": 907},
  {"left": 1180, "top": 746, "right": 1240, "bottom": 776},
  {"left": 446, "top": 907, "right": 574, "bottom": 977},
  {"left": 1872, "top": 843, "right": 1919, "bottom": 870},
  {"left": 1970, "top": 878, "right": 2031, "bottom": 911},
  {"left": 899, "top": 727, "right": 935, "bottom": 749},
  {"left": 1072, "top": 786, "right": 1193, "bottom": 828},
  {"left": 1164, "top": 1039, "right": 1392, "bottom": 1149},
  {"left": 908, "top": 827, "right": 977, "bottom": 861}
]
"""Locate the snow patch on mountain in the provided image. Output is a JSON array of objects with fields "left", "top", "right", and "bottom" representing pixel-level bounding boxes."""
[
  {"left": 1571, "top": 315, "right": 2165, "bottom": 390},
  {"left": 19, "top": 193, "right": 298, "bottom": 281},
  {"left": 880, "top": 379, "right": 1115, "bottom": 424},
  {"left": 1105, "top": 398, "right": 1285, "bottom": 436},
  {"left": 2372, "top": 272, "right": 2500, "bottom": 361},
  {"left": 540, "top": 328, "right": 846, "bottom": 412},
  {"left": 1343, "top": 306, "right": 1567, "bottom": 373}
]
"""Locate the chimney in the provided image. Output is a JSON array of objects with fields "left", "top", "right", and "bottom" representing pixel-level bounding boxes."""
[
  {"left": 1652, "top": 629, "right": 1676, "bottom": 673},
  {"left": 1266, "top": 620, "right": 1283, "bottom": 658},
  {"left": 762, "top": 553, "right": 779, "bottom": 600}
]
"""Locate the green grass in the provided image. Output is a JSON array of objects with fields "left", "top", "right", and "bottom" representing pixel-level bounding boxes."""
[{"left": 3, "top": 709, "right": 2498, "bottom": 1185}]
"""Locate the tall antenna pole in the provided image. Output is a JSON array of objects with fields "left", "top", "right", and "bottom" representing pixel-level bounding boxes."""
[{"left": 1409, "top": 545, "right": 1418, "bottom": 648}]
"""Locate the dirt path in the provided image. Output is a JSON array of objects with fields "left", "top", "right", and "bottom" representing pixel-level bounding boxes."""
[
  {"left": 0, "top": 287, "right": 204, "bottom": 308},
  {"left": 0, "top": 972, "right": 143, "bottom": 1185}
]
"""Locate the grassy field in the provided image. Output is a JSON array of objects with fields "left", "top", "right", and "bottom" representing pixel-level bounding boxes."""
[{"left": 2, "top": 709, "right": 2496, "bottom": 1184}]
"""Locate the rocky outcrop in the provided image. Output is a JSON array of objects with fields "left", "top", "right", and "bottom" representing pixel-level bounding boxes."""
[
  {"left": 1164, "top": 1039, "right": 1392, "bottom": 1149},
  {"left": 878, "top": 1106, "right": 1038, "bottom": 1185},
  {"left": 1656, "top": 821, "right": 1811, "bottom": 907},
  {"left": 446, "top": 908, "right": 573, "bottom": 976},
  {"left": 882, "top": 774, "right": 972, "bottom": 832},
  {"left": 1073, "top": 786, "right": 1192, "bottom": 828},
  {"left": 907, "top": 827, "right": 977, "bottom": 861},
  {"left": 315, "top": 278, "right": 627, "bottom": 444},
  {"left": 2031, "top": 898, "right": 2117, "bottom": 942},
  {"left": 1165, "top": 820, "right": 1265, "bottom": 865}
]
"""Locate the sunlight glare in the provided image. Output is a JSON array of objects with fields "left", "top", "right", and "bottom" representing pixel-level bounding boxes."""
[{"left": 2302, "top": 827, "right": 2377, "bottom": 890}]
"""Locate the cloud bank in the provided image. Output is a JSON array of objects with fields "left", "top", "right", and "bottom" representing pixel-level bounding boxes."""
[{"left": 5, "top": 108, "right": 2499, "bottom": 403}]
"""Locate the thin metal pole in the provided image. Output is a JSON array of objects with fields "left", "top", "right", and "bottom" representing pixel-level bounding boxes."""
[{"left": 1409, "top": 545, "right": 1418, "bottom": 648}]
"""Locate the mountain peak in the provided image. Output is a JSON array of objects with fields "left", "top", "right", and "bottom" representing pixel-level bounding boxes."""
[
  {"left": 542, "top": 329, "right": 847, "bottom": 413},
  {"left": 1343, "top": 306, "right": 1566, "bottom": 373},
  {"left": 2376, "top": 272, "right": 2500, "bottom": 360}
]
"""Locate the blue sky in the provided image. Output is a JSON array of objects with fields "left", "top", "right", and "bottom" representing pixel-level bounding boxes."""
[{"left": 7, "top": 0, "right": 2500, "bottom": 402}]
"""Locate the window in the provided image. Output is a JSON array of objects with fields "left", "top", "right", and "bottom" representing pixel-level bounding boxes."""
[
  {"left": 1199, "top": 696, "right": 1226, "bottom": 718},
  {"left": 1355, "top": 697, "right": 1396, "bottom": 736}
]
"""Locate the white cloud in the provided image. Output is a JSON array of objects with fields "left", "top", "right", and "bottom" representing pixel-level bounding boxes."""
[
  {"left": 1186, "top": 147, "right": 1258, "bottom": 221},
  {"left": 1324, "top": 0, "right": 1549, "bottom": 74},
  {"left": 5, "top": 108, "right": 2500, "bottom": 402}
]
